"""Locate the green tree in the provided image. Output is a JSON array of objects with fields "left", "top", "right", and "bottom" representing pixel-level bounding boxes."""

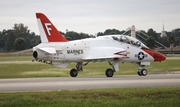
[
  {"left": 14, "top": 37, "right": 25, "bottom": 51},
  {"left": 146, "top": 36, "right": 155, "bottom": 49},
  {"left": 168, "top": 35, "right": 175, "bottom": 51},
  {"left": 147, "top": 28, "right": 159, "bottom": 41},
  {"left": 171, "top": 28, "right": 180, "bottom": 46},
  {"left": 4, "top": 30, "right": 15, "bottom": 51},
  {"left": 65, "top": 31, "right": 79, "bottom": 40},
  {"left": 104, "top": 29, "right": 121, "bottom": 35},
  {"left": 79, "top": 33, "right": 89, "bottom": 39},
  {"left": 0, "top": 31, "right": 5, "bottom": 50},
  {"left": 13, "top": 23, "right": 31, "bottom": 49},
  {"left": 0, "top": 40, "right": 5, "bottom": 50},
  {"left": 97, "top": 32, "right": 104, "bottom": 36},
  {"left": 159, "top": 37, "right": 169, "bottom": 47},
  {"left": 65, "top": 31, "right": 90, "bottom": 40},
  {"left": 172, "top": 28, "right": 180, "bottom": 37}
]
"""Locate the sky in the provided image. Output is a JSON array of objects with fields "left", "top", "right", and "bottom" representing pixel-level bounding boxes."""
[{"left": 0, "top": 0, "right": 180, "bottom": 35}]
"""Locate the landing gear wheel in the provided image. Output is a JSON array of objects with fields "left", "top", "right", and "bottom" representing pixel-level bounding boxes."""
[
  {"left": 137, "top": 69, "right": 148, "bottom": 76},
  {"left": 105, "top": 68, "right": 114, "bottom": 77},
  {"left": 137, "top": 69, "right": 142, "bottom": 76},
  {"left": 141, "top": 69, "right": 148, "bottom": 76},
  {"left": 70, "top": 69, "right": 78, "bottom": 77}
]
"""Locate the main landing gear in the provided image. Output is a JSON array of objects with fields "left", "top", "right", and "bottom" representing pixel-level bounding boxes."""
[
  {"left": 105, "top": 68, "right": 114, "bottom": 77},
  {"left": 105, "top": 61, "right": 119, "bottom": 77},
  {"left": 137, "top": 65, "right": 148, "bottom": 76},
  {"left": 69, "top": 61, "right": 119, "bottom": 77},
  {"left": 70, "top": 62, "right": 88, "bottom": 77},
  {"left": 70, "top": 69, "right": 78, "bottom": 77}
]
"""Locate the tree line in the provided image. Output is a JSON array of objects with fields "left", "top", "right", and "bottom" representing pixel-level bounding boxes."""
[
  {"left": 0, "top": 23, "right": 179, "bottom": 52},
  {"left": 0, "top": 24, "right": 41, "bottom": 51}
]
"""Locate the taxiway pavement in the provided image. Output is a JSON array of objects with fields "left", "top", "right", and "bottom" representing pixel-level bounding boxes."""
[{"left": 0, "top": 74, "right": 179, "bottom": 92}]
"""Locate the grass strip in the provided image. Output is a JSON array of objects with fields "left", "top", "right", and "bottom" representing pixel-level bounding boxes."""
[
  {"left": 0, "top": 56, "right": 33, "bottom": 61},
  {"left": 0, "top": 87, "right": 179, "bottom": 107},
  {"left": 0, "top": 60, "right": 180, "bottom": 78}
]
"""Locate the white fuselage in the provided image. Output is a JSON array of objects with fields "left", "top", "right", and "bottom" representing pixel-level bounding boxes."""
[{"left": 33, "top": 35, "right": 154, "bottom": 63}]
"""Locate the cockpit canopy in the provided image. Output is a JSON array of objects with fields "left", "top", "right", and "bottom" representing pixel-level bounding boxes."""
[{"left": 112, "top": 35, "right": 148, "bottom": 49}]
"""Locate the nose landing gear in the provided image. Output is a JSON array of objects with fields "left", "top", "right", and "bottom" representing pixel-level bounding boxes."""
[
  {"left": 137, "top": 65, "right": 148, "bottom": 76},
  {"left": 137, "top": 69, "right": 148, "bottom": 76}
]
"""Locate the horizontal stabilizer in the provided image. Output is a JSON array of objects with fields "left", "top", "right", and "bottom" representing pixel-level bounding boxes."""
[{"left": 39, "top": 47, "right": 56, "bottom": 54}]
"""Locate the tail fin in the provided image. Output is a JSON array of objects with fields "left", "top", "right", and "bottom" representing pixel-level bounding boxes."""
[{"left": 36, "top": 13, "right": 68, "bottom": 42}]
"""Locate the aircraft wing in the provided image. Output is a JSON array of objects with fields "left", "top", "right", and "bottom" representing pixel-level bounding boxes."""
[{"left": 82, "top": 55, "right": 128, "bottom": 61}]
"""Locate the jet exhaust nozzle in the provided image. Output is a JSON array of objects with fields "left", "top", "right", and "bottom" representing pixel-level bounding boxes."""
[{"left": 33, "top": 51, "right": 38, "bottom": 59}]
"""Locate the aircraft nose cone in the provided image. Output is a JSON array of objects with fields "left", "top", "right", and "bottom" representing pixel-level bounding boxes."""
[
  {"left": 162, "top": 54, "right": 166, "bottom": 61},
  {"left": 142, "top": 48, "right": 166, "bottom": 62},
  {"left": 153, "top": 52, "right": 166, "bottom": 61},
  {"left": 158, "top": 53, "right": 166, "bottom": 61}
]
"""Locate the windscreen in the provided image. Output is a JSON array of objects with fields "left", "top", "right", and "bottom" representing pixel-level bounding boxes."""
[{"left": 112, "top": 35, "right": 149, "bottom": 49}]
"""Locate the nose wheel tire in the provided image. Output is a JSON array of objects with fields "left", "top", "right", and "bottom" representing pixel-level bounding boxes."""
[
  {"left": 137, "top": 70, "right": 142, "bottom": 76},
  {"left": 70, "top": 69, "right": 78, "bottom": 77},
  {"left": 105, "top": 68, "right": 114, "bottom": 77},
  {"left": 141, "top": 69, "right": 148, "bottom": 76},
  {"left": 138, "top": 69, "right": 148, "bottom": 76}
]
